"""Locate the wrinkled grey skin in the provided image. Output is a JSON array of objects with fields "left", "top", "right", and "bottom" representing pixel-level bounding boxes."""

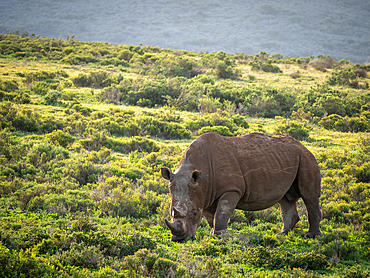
[
  {"left": 161, "top": 132, "right": 322, "bottom": 242},
  {"left": 161, "top": 167, "right": 203, "bottom": 242}
]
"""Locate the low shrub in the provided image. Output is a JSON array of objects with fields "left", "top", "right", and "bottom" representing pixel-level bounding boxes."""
[
  {"left": 343, "top": 163, "right": 370, "bottom": 183},
  {"left": 124, "top": 248, "right": 184, "bottom": 277},
  {"left": 0, "top": 246, "right": 60, "bottom": 277},
  {"left": 293, "top": 84, "right": 360, "bottom": 117},
  {"left": 0, "top": 102, "right": 38, "bottom": 132},
  {"left": 100, "top": 84, "right": 124, "bottom": 104},
  {"left": 31, "top": 190, "right": 96, "bottom": 213},
  {"left": 309, "top": 55, "right": 337, "bottom": 71},
  {"left": 44, "top": 90, "right": 62, "bottom": 106},
  {"left": 243, "top": 87, "right": 294, "bottom": 118},
  {"left": 72, "top": 71, "right": 117, "bottom": 88},
  {"left": 319, "top": 114, "right": 346, "bottom": 131},
  {"left": 98, "top": 188, "right": 163, "bottom": 218},
  {"left": 0, "top": 90, "right": 30, "bottom": 104},
  {"left": 231, "top": 114, "right": 249, "bottom": 129},
  {"left": 274, "top": 117, "right": 310, "bottom": 140},
  {"left": 0, "top": 79, "right": 19, "bottom": 92},
  {"left": 152, "top": 258, "right": 179, "bottom": 277},
  {"left": 57, "top": 242, "right": 104, "bottom": 269},
  {"left": 67, "top": 54, "right": 99, "bottom": 65},
  {"left": 24, "top": 70, "right": 57, "bottom": 84},
  {"left": 32, "top": 81, "right": 52, "bottom": 95},
  {"left": 107, "top": 136, "right": 160, "bottom": 154},
  {"left": 79, "top": 131, "right": 108, "bottom": 151},
  {"left": 319, "top": 112, "right": 369, "bottom": 132},
  {"left": 120, "top": 234, "right": 156, "bottom": 256},
  {"left": 125, "top": 248, "right": 158, "bottom": 276},
  {"left": 70, "top": 103, "right": 92, "bottom": 116},
  {"left": 343, "top": 265, "right": 370, "bottom": 278},
  {"left": 135, "top": 115, "right": 191, "bottom": 139},
  {"left": 328, "top": 68, "right": 358, "bottom": 87},
  {"left": 0, "top": 102, "right": 65, "bottom": 133},
  {"left": 63, "top": 154, "right": 106, "bottom": 185},
  {"left": 198, "top": 125, "right": 234, "bottom": 136},
  {"left": 250, "top": 58, "right": 282, "bottom": 73},
  {"left": 215, "top": 61, "right": 240, "bottom": 79},
  {"left": 198, "top": 95, "right": 223, "bottom": 113},
  {"left": 37, "top": 115, "right": 65, "bottom": 134},
  {"left": 27, "top": 142, "right": 69, "bottom": 168},
  {"left": 192, "top": 238, "right": 229, "bottom": 256},
  {"left": 319, "top": 239, "right": 362, "bottom": 262},
  {"left": 124, "top": 79, "right": 174, "bottom": 107},
  {"left": 46, "top": 129, "right": 75, "bottom": 148},
  {"left": 156, "top": 56, "right": 203, "bottom": 78},
  {"left": 118, "top": 49, "right": 135, "bottom": 61},
  {"left": 185, "top": 112, "right": 241, "bottom": 134},
  {"left": 244, "top": 246, "right": 328, "bottom": 270}
]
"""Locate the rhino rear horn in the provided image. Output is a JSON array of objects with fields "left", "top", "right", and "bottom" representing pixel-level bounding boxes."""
[{"left": 173, "top": 206, "right": 187, "bottom": 217}]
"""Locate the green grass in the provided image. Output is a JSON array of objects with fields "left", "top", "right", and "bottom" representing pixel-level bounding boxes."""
[{"left": 0, "top": 34, "right": 369, "bottom": 277}]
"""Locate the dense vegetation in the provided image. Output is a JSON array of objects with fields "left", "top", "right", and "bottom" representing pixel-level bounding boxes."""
[{"left": 0, "top": 34, "right": 369, "bottom": 277}]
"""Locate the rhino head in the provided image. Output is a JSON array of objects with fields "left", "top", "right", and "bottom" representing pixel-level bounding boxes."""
[{"left": 161, "top": 167, "right": 203, "bottom": 242}]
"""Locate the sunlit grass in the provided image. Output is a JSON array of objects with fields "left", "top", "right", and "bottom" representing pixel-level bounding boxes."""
[{"left": 0, "top": 35, "right": 369, "bottom": 277}]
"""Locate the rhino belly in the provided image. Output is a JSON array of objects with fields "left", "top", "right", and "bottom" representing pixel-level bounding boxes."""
[{"left": 237, "top": 166, "right": 297, "bottom": 211}]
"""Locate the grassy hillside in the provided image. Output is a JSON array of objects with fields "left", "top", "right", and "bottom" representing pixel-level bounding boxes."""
[{"left": 0, "top": 34, "right": 369, "bottom": 277}]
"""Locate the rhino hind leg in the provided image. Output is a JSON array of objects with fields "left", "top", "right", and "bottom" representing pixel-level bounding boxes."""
[
  {"left": 296, "top": 162, "right": 322, "bottom": 238},
  {"left": 278, "top": 195, "right": 299, "bottom": 235},
  {"left": 302, "top": 197, "right": 322, "bottom": 238}
]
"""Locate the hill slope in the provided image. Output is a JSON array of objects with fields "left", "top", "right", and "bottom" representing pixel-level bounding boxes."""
[{"left": 0, "top": 34, "right": 369, "bottom": 277}]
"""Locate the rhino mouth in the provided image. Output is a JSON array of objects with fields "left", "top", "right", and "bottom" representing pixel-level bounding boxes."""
[
  {"left": 165, "top": 218, "right": 196, "bottom": 242},
  {"left": 171, "top": 235, "right": 196, "bottom": 242}
]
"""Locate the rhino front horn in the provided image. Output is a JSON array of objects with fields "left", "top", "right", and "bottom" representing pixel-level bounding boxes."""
[{"left": 165, "top": 218, "right": 183, "bottom": 234}]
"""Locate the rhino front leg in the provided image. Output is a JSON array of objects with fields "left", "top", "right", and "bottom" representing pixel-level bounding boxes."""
[
  {"left": 203, "top": 206, "right": 216, "bottom": 230},
  {"left": 212, "top": 191, "right": 240, "bottom": 235}
]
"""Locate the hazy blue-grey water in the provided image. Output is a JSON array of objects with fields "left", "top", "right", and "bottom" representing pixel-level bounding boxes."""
[{"left": 0, "top": 0, "right": 369, "bottom": 63}]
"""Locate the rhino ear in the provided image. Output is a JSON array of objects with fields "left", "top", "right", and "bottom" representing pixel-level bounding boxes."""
[
  {"left": 161, "top": 167, "right": 173, "bottom": 181},
  {"left": 191, "top": 170, "right": 201, "bottom": 184}
]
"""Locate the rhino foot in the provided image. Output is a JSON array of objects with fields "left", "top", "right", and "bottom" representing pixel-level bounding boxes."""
[
  {"left": 277, "top": 230, "right": 290, "bottom": 236},
  {"left": 304, "top": 231, "right": 322, "bottom": 238},
  {"left": 211, "top": 228, "right": 227, "bottom": 236}
]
